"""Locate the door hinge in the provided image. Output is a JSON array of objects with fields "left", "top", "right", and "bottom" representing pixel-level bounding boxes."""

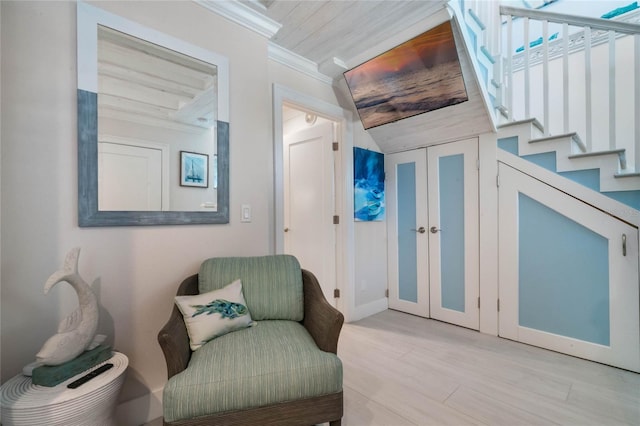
[
  {"left": 332, "top": 142, "right": 339, "bottom": 151},
  {"left": 385, "top": 289, "right": 389, "bottom": 298},
  {"left": 497, "top": 298, "right": 500, "bottom": 312},
  {"left": 476, "top": 159, "right": 480, "bottom": 170},
  {"left": 477, "top": 297, "right": 480, "bottom": 309},
  {"left": 333, "top": 215, "right": 340, "bottom": 224},
  {"left": 496, "top": 174, "right": 500, "bottom": 187},
  {"left": 334, "top": 288, "right": 340, "bottom": 298}
]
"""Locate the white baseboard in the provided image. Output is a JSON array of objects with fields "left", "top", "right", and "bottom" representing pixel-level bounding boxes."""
[
  {"left": 349, "top": 297, "right": 388, "bottom": 322},
  {"left": 115, "top": 386, "right": 163, "bottom": 425}
]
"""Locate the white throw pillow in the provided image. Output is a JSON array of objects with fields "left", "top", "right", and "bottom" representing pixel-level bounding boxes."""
[{"left": 175, "top": 279, "right": 253, "bottom": 350}]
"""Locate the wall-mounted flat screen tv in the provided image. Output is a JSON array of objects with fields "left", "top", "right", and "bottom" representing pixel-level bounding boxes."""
[{"left": 344, "top": 20, "right": 468, "bottom": 130}]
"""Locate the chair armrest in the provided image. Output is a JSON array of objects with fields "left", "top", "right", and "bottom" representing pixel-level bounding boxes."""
[
  {"left": 302, "top": 269, "right": 344, "bottom": 354},
  {"left": 158, "top": 274, "right": 198, "bottom": 379}
]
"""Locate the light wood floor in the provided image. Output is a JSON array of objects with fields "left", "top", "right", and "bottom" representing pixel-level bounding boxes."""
[
  {"left": 147, "top": 309, "right": 640, "bottom": 425},
  {"left": 336, "top": 309, "right": 640, "bottom": 426}
]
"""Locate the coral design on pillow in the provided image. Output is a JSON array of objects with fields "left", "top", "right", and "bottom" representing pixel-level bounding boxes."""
[
  {"left": 191, "top": 300, "right": 248, "bottom": 319},
  {"left": 175, "top": 279, "right": 253, "bottom": 350}
]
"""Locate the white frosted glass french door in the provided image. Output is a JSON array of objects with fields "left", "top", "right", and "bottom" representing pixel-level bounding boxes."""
[
  {"left": 427, "top": 139, "right": 480, "bottom": 330},
  {"left": 498, "top": 162, "right": 640, "bottom": 372},
  {"left": 386, "top": 140, "right": 479, "bottom": 322},
  {"left": 386, "top": 149, "right": 429, "bottom": 317}
]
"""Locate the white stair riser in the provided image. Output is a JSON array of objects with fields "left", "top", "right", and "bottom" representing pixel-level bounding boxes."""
[
  {"left": 496, "top": 120, "right": 544, "bottom": 142},
  {"left": 498, "top": 121, "right": 640, "bottom": 192}
]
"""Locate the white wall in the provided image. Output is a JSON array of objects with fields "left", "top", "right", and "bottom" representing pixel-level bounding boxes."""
[
  {"left": 333, "top": 79, "right": 389, "bottom": 318},
  {"left": 352, "top": 129, "right": 388, "bottom": 314},
  {"left": 269, "top": 61, "right": 341, "bottom": 107},
  {"left": 0, "top": 1, "right": 273, "bottom": 424},
  {"left": 333, "top": 76, "right": 390, "bottom": 317},
  {"left": 282, "top": 111, "right": 332, "bottom": 136}
]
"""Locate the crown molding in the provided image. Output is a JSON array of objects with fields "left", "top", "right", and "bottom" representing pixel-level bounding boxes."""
[
  {"left": 242, "top": 0, "right": 267, "bottom": 12},
  {"left": 196, "top": 0, "right": 336, "bottom": 85},
  {"left": 195, "top": 0, "right": 281, "bottom": 39},
  {"left": 319, "top": 56, "right": 348, "bottom": 77},
  {"left": 268, "top": 42, "right": 334, "bottom": 85}
]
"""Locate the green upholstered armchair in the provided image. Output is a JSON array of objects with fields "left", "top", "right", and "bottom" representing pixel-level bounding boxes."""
[{"left": 158, "top": 255, "right": 344, "bottom": 425}]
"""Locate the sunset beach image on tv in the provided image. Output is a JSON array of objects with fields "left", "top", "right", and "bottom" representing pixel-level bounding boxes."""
[{"left": 344, "top": 20, "right": 468, "bottom": 130}]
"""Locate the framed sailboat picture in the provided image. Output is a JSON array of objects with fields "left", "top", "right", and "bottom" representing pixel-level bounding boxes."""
[{"left": 180, "top": 151, "right": 209, "bottom": 188}]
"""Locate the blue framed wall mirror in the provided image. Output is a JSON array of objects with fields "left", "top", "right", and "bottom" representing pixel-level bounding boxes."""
[{"left": 77, "top": 2, "right": 229, "bottom": 226}]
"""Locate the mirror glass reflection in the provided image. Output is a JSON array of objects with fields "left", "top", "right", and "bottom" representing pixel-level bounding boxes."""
[{"left": 97, "top": 25, "right": 218, "bottom": 212}]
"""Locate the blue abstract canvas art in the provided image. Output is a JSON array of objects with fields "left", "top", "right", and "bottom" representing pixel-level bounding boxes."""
[{"left": 354, "top": 147, "right": 385, "bottom": 221}]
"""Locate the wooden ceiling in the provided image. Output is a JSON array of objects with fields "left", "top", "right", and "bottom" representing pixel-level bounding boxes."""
[
  {"left": 242, "top": 0, "right": 449, "bottom": 70},
  {"left": 97, "top": 25, "right": 218, "bottom": 132}
]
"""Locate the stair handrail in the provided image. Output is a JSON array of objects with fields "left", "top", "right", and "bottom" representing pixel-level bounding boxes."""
[
  {"left": 500, "top": 5, "right": 640, "bottom": 35},
  {"left": 497, "top": 5, "right": 640, "bottom": 172}
]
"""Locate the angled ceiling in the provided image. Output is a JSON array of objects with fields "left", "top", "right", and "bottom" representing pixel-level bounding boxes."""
[{"left": 241, "top": 0, "right": 450, "bottom": 78}]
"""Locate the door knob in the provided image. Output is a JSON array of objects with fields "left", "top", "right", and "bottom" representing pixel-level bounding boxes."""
[
  {"left": 284, "top": 228, "right": 289, "bottom": 233},
  {"left": 411, "top": 227, "right": 426, "bottom": 234},
  {"left": 430, "top": 226, "right": 440, "bottom": 234}
]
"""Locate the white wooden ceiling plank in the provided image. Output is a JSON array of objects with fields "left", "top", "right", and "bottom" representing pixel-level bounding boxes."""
[
  {"left": 269, "top": 1, "right": 330, "bottom": 48},
  {"left": 98, "top": 63, "right": 202, "bottom": 98},
  {"left": 263, "top": 0, "right": 300, "bottom": 22},
  {"left": 99, "top": 108, "right": 211, "bottom": 133},
  {"left": 293, "top": 1, "right": 403, "bottom": 63},
  {"left": 334, "top": 1, "right": 448, "bottom": 65},
  {"left": 172, "top": 86, "right": 217, "bottom": 127},
  {"left": 98, "top": 75, "right": 191, "bottom": 110},
  {"left": 98, "top": 25, "right": 217, "bottom": 76},
  {"left": 99, "top": 40, "right": 212, "bottom": 90},
  {"left": 290, "top": 1, "right": 448, "bottom": 65},
  {"left": 98, "top": 93, "right": 175, "bottom": 120},
  {"left": 275, "top": 0, "right": 360, "bottom": 51},
  {"left": 290, "top": 1, "right": 387, "bottom": 61}
]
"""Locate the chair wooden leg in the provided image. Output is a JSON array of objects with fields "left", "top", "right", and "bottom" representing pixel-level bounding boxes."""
[{"left": 329, "top": 420, "right": 341, "bottom": 426}]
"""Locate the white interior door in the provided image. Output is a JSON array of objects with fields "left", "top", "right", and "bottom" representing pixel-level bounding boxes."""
[
  {"left": 386, "top": 149, "right": 429, "bottom": 317},
  {"left": 498, "top": 162, "right": 640, "bottom": 372},
  {"left": 427, "top": 139, "right": 479, "bottom": 330},
  {"left": 98, "top": 141, "right": 164, "bottom": 211},
  {"left": 284, "top": 122, "right": 337, "bottom": 305}
]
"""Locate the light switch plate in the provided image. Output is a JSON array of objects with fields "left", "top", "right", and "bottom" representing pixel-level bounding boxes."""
[{"left": 241, "top": 204, "right": 251, "bottom": 222}]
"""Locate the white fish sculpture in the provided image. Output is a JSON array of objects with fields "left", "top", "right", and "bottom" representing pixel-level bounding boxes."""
[{"left": 34, "top": 247, "right": 100, "bottom": 366}]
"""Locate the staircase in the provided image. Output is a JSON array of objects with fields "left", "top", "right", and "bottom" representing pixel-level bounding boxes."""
[
  {"left": 454, "top": 0, "right": 640, "bottom": 212},
  {"left": 496, "top": 118, "right": 640, "bottom": 210}
]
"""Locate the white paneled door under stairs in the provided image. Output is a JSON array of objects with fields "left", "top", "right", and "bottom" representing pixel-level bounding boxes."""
[
  {"left": 498, "top": 162, "right": 640, "bottom": 372},
  {"left": 386, "top": 138, "right": 479, "bottom": 330},
  {"left": 496, "top": 120, "right": 640, "bottom": 372}
]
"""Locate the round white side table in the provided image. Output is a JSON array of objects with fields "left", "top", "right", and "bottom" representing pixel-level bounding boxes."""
[{"left": 0, "top": 351, "right": 128, "bottom": 426}]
